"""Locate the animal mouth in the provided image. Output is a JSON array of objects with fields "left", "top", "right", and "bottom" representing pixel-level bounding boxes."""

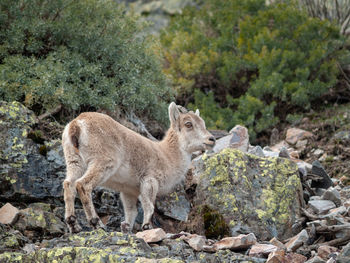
[{"left": 204, "top": 143, "right": 215, "bottom": 149}]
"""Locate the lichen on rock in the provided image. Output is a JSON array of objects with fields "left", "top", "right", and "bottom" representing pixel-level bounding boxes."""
[{"left": 194, "top": 148, "right": 303, "bottom": 240}]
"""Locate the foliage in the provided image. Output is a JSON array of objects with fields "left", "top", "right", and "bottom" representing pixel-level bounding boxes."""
[
  {"left": 161, "top": 0, "right": 347, "bottom": 139},
  {"left": 0, "top": 0, "right": 173, "bottom": 125}
]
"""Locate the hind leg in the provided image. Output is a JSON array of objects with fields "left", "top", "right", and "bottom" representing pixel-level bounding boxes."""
[
  {"left": 120, "top": 192, "right": 138, "bottom": 233},
  {"left": 63, "top": 156, "right": 85, "bottom": 233},
  {"left": 76, "top": 161, "right": 113, "bottom": 230}
]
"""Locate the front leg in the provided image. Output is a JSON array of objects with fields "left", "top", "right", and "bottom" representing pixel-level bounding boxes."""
[{"left": 139, "top": 177, "right": 159, "bottom": 230}]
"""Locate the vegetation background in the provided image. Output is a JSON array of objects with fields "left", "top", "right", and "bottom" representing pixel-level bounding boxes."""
[{"left": 0, "top": 0, "right": 349, "bottom": 141}]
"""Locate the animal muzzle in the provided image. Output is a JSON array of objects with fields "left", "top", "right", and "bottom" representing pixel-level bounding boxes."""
[{"left": 204, "top": 136, "right": 216, "bottom": 148}]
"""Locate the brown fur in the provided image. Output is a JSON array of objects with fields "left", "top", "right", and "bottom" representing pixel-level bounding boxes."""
[{"left": 62, "top": 103, "right": 215, "bottom": 233}]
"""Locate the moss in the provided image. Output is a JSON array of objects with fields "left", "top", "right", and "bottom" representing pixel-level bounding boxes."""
[
  {"left": 202, "top": 205, "right": 230, "bottom": 239},
  {"left": 199, "top": 148, "right": 301, "bottom": 239},
  {"left": 27, "top": 130, "right": 45, "bottom": 144},
  {"left": 39, "top": 145, "right": 47, "bottom": 156}
]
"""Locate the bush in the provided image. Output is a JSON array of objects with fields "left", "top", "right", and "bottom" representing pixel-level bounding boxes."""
[
  {"left": 161, "top": 0, "right": 348, "bottom": 139},
  {"left": 0, "top": 0, "right": 173, "bottom": 125}
]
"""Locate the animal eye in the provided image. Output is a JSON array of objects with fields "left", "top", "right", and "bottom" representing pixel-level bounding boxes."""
[{"left": 185, "top": 122, "right": 193, "bottom": 128}]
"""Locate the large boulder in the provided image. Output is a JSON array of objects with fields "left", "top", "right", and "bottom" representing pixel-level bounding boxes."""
[
  {"left": 194, "top": 148, "right": 303, "bottom": 240},
  {"left": 0, "top": 101, "right": 66, "bottom": 202}
]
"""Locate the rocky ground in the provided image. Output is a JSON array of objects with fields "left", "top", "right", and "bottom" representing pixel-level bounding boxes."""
[{"left": 0, "top": 100, "right": 350, "bottom": 262}]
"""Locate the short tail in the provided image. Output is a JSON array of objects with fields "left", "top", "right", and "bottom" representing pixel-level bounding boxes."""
[{"left": 68, "top": 120, "right": 80, "bottom": 149}]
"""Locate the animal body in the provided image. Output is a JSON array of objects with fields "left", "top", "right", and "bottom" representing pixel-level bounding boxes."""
[{"left": 62, "top": 102, "right": 215, "bottom": 233}]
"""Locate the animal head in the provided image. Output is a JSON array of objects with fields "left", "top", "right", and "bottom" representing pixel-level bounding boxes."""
[{"left": 168, "top": 102, "right": 215, "bottom": 153}]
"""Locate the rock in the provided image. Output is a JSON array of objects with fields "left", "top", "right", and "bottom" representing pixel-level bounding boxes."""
[
  {"left": 248, "top": 145, "right": 265, "bottom": 157},
  {"left": 317, "top": 245, "right": 338, "bottom": 261},
  {"left": 310, "top": 161, "right": 333, "bottom": 189},
  {"left": 186, "top": 235, "right": 206, "bottom": 251},
  {"left": 314, "top": 149, "right": 325, "bottom": 157},
  {"left": 279, "top": 146, "right": 291, "bottom": 158},
  {"left": 13, "top": 203, "right": 65, "bottom": 240},
  {"left": 156, "top": 184, "right": 191, "bottom": 222},
  {"left": 0, "top": 223, "right": 28, "bottom": 252},
  {"left": 270, "top": 128, "right": 280, "bottom": 145},
  {"left": 249, "top": 243, "right": 278, "bottom": 258},
  {"left": 269, "top": 237, "right": 286, "bottom": 250},
  {"left": 267, "top": 250, "right": 286, "bottom": 263},
  {"left": 285, "top": 229, "right": 309, "bottom": 252},
  {"left": 136, "top": 228, "right": 166, "bottom": 243},
  {"left": 0, "top": 203, "right": 19, "bottom": 225},
  {"left": 213, "top": 125, "right": 249, "bottom": 153},
  {"left": 22, "top": 243, "right": 38, "bottom": 254},
  {"left": 321, "top": 187, "right": 341, "bottom": 207},
  {"left": 285, "top": 128, "right": 314, "bottom": 145},
  {"left": 308, "top": 200, "right": 336, "bottom": 214},
  {"left": 333, "top": 130, "right": 350, "bottom": 143},
  {"left": 270, "top": 140, "right": 290, "bottom": 153},
  {"left": 335, "top": 242, "right": 350, "bottom": 263},
  {"left": 305, "top": 256, "right": 326, "bottom": 263},
  {"left": 285, "top": 252, "right": 307, "bottom": 263},
  {"left": 194, "top": 148, "right": 303, "bottom": 240},
  {"left": 0, "top": 101, "right": 66, "bottom": 202},
  {"left": 295, "top": 139, "right": 308, "bottom": 150},
  {"left": 213, "top": 233, "right": 257, "bottom": 251}
]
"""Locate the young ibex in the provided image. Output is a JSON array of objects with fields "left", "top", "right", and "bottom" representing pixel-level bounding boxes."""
[{"left": 62, "top": 103, "right": 215, "bottom": 233}]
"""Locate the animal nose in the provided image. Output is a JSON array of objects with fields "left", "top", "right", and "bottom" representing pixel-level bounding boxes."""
[{"left": 209, "top": 136, "right": 216, "bottom": 144}]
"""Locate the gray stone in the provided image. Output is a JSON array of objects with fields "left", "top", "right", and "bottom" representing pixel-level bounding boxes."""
[
  {"left": 285, "top": 229, "right": 309, "bottom": 252},
  {"left": 310, "top": 161, "right": 333, "bottom": 189},
  {"left": 0, "top": 101, "right": 66, "bottom": 202},
  {"left": 308, "top": 200, "right": 336, "bottom": 214},
  {"left": 249, "top": 243, "right": 278, "bottom": 258},
  {"left": 213, "top": 125, "right": 249, "bottom": 153},
  {"left": 279, "top": 146, "right": 291, "bottom": 158},
  {"left": 186, "top": 235, "right": 206, "bottom": 251},
  {"left": 336, "top": 242, "right": 350, "bottom": 263},
  {"left": 0, "top": 223, "right": 28, "bottom": 252},
  {"left": 135, "top": 228, "right": 166, "bottom": 243},
  {"left": 194, "top": 148, "right": 303, "bottom": 240},
  {"left": 156, "top": 184, "right": 191, "bottom": 222},
  {"left": 248, "top": 145, "right": 265, "bottom": 157},
  {"left": 321, "top": 187, "right": 341, "bottom": 207},
  {"left": 305, "top": 256, "right": 326, "bottom": 263},
  {"left": 333, "top": 130, "right": 350, "bottom": 143}
]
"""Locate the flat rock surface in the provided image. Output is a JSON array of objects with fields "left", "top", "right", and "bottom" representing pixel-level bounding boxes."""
[{"left": 0, "top": 203, "right": 19, "bottom": 225}]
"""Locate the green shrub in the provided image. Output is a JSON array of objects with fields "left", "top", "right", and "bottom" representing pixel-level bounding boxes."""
[
  {"left": 161, "top": 0, "right": 348, "bottom": 139},
  {"left": 0, "top": 0, "right": 173, "bottom": 125}
]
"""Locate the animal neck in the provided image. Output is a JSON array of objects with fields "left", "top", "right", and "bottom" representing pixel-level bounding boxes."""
[{"left": 160, "top": 128, "right": 191, "bottom": 162}]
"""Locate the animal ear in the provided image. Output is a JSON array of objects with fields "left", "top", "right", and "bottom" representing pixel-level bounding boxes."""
[
  {"left": 195, "top": 109, "right": 200, "bottom": 116},
  {"left": 169, "top": 102, "right": 180, "bottom": 125}
]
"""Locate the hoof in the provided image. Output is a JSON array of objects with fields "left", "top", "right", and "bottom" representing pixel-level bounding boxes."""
[
  {"left": 66, "top": 215, "right": 82, "bottom": 234},
  {"left": 90, "top": 217, "right": 106, "bottom": 231},
  {"left": 121, "top": 221, "right": 131, "bottom": 233},
  {"left": 142, "top": 223, "right": 153, "bottom": 231}
]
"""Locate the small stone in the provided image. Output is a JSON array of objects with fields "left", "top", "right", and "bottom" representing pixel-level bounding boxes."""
[
  {"left": 317, "top": 245, "right": 338, "bottom": 261},
  {"left": 135, "top": 228, "right": 167, "bottom": 243},
  {"left": 285, "top": 229, "right": 309, "bottom": 252},
  {"left": 290, "top": 151, "right": 300, "bottom": 159},
  {"left": 295, "top": 139, "right": 308, "bottom": 150},
  {"left": 202, "top": 245, "right": 216, "bottom": 253},
  {"left": 270, "top": 128, "right": 280, "bottom": 145},
  {"left": 263, "top": 150, "right": 279, "bottom": 158},
  {"left": 270, "top": 140, "right": 290, "bottom": 152},
  {"left": 186, "top": 235, "right": 206, "bottom": 251},
  {"left": 249, "top": 243, "right": 278, "bottom": 258},
  {"left": 213, "top": 125, "right": 249, "bottom": 153},
  {"left": 213, "top": 233, "right": 257, "bottom": 251},
  {"left": 321, "top": 187, "right": 341, "bottom": 207},
  {"left": 23, "top": 243, "right": 38, "bottom": 254},
  {"left": 313, "top": 149, "right": 324, "bottom": 157},
  {"left": 308, "top": 200, "right": 336, "bottom": 214},
  {"left": 248, "top": 145, "right": 265, "bottom": 157},
  {"left": 279, "top": 146, "right": 291, "bottom": 158},
  {"left": 305, "top": 255, "right": 326, "bottom": 263},
  {"left": 310, "top": 161, "right": 333, "bottom": 189},
  {"left": 285, "top": 252, "right": 307, "bottom": 263},
  {"left": 269, "top": 237, "right": 286, "bottom": 250},
  {"left": 285, "top": 128, "right": 314, "bottom": 145},
  {"left": 267, "top": 250, "right": 285, "bottom": 263},
  {"left": 0, "top": 203, "right": 20, "bottom": 225}
]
